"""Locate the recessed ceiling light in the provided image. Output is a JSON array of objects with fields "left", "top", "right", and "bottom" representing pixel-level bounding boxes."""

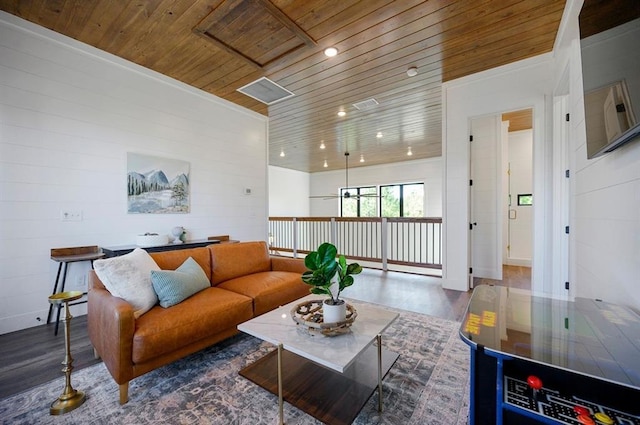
[
  {"left": 376, "top": 132, "right": 383, "bottom": 138},
  {"left": 280, "top": 150, "right": 285, "bottom": 157},
  {"left": 407, "top": 66, "right": 418, "bottom": 77},
  {"left": 360, "top": 154, "right": 365, "bottom": 163},
  {"left": 407, "top": 146, "right": 413, "bottom": 156},
  {"left": 324, "top": 47, "right": 338, "bottom": 57},
  {"left": 323, "top": 159, "right": 328, "bottom": 168},
  {"left": 320, "top": 141, "right": 325, "bottom": 149},
  {"left": 337, "top": 111, "right": 346, "bottom": 117}
]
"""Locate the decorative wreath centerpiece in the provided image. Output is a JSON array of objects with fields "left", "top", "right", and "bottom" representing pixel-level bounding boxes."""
[{"left": 291, "top": 299, "right": 358, "bottom": 336}]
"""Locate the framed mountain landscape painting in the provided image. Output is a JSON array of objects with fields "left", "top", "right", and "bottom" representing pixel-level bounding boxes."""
[{"left": 127, "top": 152, "right": 190, "bottom": 214}]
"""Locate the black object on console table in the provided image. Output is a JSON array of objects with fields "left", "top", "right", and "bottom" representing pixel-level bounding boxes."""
[
  {"left": 101, "top": 239, "right": 220, "bottom": 258},
  {"left": 460, "top": 284, "right": 640, "bottom": 425}
]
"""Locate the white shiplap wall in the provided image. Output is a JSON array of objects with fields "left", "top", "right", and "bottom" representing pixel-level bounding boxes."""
[
  {"left": 0, "top": 13, "right": 269, "bottom": 334},
  {"left": 553, "top": 1, "right": 640, "bottom": 309}
]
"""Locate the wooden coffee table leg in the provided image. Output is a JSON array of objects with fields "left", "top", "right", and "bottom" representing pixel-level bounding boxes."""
[
  {"left": 278, "top": 343, "right": 284, "bottom": 424},
  {"left": 377, "top": 334, "right": 383, "bottom": 412}
]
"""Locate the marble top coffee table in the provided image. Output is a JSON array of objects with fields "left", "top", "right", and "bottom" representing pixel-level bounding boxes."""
[{"left": 238, "top": 295, "right": 399, "bottom": 425}]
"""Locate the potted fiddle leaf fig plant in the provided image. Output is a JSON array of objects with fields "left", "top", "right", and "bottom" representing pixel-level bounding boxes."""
[{"left": 301, "top": 242, "right": 362, "bottom": 323}]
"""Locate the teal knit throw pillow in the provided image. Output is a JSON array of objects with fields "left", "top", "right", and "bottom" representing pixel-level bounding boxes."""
[{"left": 151, "top": 257, "right": 210, "bottom": 308}]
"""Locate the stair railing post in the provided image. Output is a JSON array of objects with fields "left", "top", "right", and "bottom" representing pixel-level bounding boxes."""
[
  {"left": 292, "top": 217, "right": 298, "bottom": 258},
  {"left": 330, "top": 217, "right": 337, "bottom": 248},
  {"left": 381, "top": 217, "right": 388, "bottom": 271}
]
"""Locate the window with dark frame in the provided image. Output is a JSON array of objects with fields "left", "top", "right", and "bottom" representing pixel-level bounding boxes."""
[
  {"left": 340, "top": 182, "right": 424, "bottom": 217},
  {"left": 381, "top": 182, "right": 424, "bottom": 217},
  {"left": 517, "top": 194, "right": 533, "bottom": 206}
]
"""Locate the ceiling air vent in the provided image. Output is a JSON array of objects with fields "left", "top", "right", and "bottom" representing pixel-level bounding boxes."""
[
  {"left": 237, "top": 77, "right": 294, "bottom": 105},
  {"left": 352, "top": 98, "right": 379, "bottom": 110}
]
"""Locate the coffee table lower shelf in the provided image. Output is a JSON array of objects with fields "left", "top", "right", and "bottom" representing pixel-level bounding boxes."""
[{"left": 239, "top": 344, "right": 399, "bottom": 425}]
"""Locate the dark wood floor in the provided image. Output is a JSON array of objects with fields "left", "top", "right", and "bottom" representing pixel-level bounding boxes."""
[
  {"left": 473, "top": 265, "right": 532, "bottom": 290},
  {"left": 0, "top": 266, "right": 530, "bottom": 400},
  {"left": 0, "top": 315, "right": 100, "bottom": 399}
]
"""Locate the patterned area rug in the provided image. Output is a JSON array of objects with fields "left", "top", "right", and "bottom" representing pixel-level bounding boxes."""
[{"left": 0, "top": 301, "right": 470, "bottom": 424}]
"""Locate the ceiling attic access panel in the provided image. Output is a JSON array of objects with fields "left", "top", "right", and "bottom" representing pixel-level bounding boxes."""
[{"left": 193, "top": 0, "right": 317, "bottom": 69}]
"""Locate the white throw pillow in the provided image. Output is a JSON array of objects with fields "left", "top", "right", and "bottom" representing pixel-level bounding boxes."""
[{"left": 93, "top": 248, "right": 160, "bottom": 318}]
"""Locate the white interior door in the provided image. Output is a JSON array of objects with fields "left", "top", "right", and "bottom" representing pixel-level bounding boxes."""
[{"left": 470, "top": 115, "right": 502, "bottom": 280}]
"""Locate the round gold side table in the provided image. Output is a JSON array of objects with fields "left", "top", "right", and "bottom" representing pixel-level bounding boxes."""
[{"left": 47, "top": 291, "right": 86, "bottom": 415}]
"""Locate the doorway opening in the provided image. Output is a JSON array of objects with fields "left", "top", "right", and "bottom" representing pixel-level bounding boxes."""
[
  {"left": 469, "top": 109, "right": 533, "bottom": 291},
  {"left": 502, "top": 109, "right": 533, "bottom": 269}
]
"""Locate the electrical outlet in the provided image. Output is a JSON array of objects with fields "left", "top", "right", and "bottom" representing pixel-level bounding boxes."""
[{"left": 60, "top": 209, "right": 82, "bottom": 221}]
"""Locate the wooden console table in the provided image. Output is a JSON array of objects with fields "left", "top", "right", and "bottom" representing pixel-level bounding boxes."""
[
  {"left": 101, "top": 239, "right": 220, "bottom": 258},
  {"left": 208, "top": 235, "right": 239, "bottom": 244}
]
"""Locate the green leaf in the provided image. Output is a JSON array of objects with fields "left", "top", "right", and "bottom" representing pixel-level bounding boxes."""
[
  {"left": 310, "top": 287, "right": 330, "bottom": 296},
  {"left": 323, "top": 260, "right": 339, "bottom": 278},
  {"left": 347, "top": 263, "right": 362, "bottom": 275},
  {"left": 304, "top": 251, "right": 321, "bottom": 270},
  {"left": 341, "top": 275, "right": 354, "bottom": 288},
  {"left": 317, "top": 243, "right": 337, "bottom": 266}
]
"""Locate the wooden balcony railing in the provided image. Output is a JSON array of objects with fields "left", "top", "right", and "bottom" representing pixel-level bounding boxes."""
[{"left": 268, "top": 217, "right": 442, "bottom": 272}]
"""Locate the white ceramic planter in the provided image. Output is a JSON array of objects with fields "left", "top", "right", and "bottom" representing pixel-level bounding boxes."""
[
  {"left": 136, "top": 234, "right": 168, "bottom": 247},
  {"left": 323, "top": 299, "right": 347, "bottom": 323}
]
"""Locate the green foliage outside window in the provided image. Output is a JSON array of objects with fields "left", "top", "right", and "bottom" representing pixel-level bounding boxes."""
[
  {"left": 381, "top": 185, "right": 399, "bottom": 217},
  {"left": 341, "top": 197, "right": 357, "bottom": 217},
  {"left": 381, "top": 183, "right": 423, "bottom": 217},
  {"left": 341, "top": 187, "right": 377, "bottom": 217},
  {"left": 359, "top": 187, "right": 377, "bottom": 217},
  {"left": 402, "top": 184, "right": 424, "bottom": 217}
]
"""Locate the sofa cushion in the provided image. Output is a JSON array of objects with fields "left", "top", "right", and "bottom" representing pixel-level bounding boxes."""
[
  {"left": 93, "top": 248, "right": 160, "bottom": 318},
  {"left": 150, "top": 247, "right": 212, "bottom": 280},
  {"left": 132, "top": 287, "right": 253, "bottom": 364},
  {"left": 217, "top": 271, "right": 309, "bottom": 316},
  {"left": 151, "top": 257, "right": 210, "bottom": 308},
  {"left": 210, "top": 241, "right": 271, "bottom": 285}
]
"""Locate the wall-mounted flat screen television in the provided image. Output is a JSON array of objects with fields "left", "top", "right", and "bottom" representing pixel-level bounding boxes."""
[{"left": 580, "top": 15, "right": 640, "bottom": 159}]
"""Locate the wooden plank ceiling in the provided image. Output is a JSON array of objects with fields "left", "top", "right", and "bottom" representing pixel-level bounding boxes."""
[
  {"left": 0, "top": 0, "right": 566, "bottom": 173},
  {"left": 502, "top": 109, "right": 532, "bottom": 132}
]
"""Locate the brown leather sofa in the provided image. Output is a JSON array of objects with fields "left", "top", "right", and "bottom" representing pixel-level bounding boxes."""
[{"left": 88, "top": 241, "right": 308, "bottom": 404}]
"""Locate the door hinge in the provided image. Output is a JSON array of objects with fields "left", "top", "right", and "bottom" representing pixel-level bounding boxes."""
[
  {"left": 565, "top": 113, "right": 570, "bottom": 122},
  {"left": 470, "top": 135, "right": 473, "bottom": 142},
  {"left": 565, "top": 226, "right": 570, "bottom": 234},
  {"left": 565, "top": 169, "right": 570, "bottom": 178},
  {"left": 565, "top": 281, "right": 570, "bottom": 290},
  {"left": 469, "top": 267, "right": 473, "bottom": 274},
  {"left": 470, "top": 179, "right": 473, "bottom": 186}
]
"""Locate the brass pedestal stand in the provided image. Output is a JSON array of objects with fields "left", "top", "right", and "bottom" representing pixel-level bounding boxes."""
[{"left": 47, "top": 291, "right": 86, "bottom": 415}]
